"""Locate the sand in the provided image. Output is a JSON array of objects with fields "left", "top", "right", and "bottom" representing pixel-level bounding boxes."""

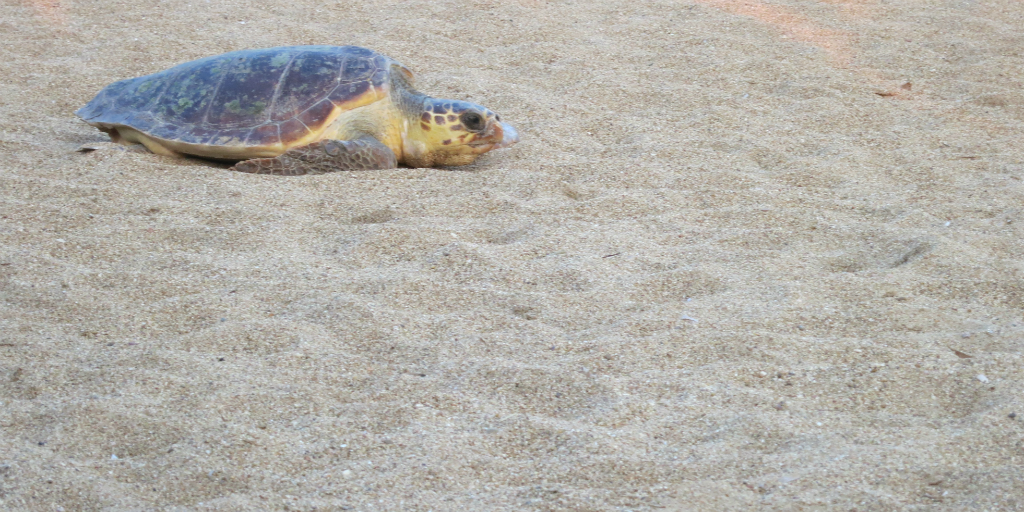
[{"left": 1, "top": 0, "right": 1023, "bottom": 510}]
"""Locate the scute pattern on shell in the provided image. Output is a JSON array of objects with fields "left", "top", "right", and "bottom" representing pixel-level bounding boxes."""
[{"left": 76, "top": 46, "right": 393, "bottom": 147}]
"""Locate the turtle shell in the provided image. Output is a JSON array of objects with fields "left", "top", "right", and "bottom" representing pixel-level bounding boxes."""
[{"left": 76, "top": 46, "right": 400, "bottom": 154}]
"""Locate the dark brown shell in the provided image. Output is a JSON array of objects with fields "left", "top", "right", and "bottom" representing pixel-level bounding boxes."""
[{"left": 76, "top": 46, "right": 397, "bottom": 147}]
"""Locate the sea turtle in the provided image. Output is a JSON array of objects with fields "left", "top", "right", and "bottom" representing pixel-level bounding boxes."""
[{"left": 76, "top": 45, "right": 518, "bottom": 175}]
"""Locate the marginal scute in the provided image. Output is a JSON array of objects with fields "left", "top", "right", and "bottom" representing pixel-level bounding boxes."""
[
  {"left": 298, "top": 99, "right": 337, "bottom": 131},
  {"left": 147, "top": 122, "right": 188, "bottom": 144},
  {"left": 278, "top": 118, "right": 311, "bottom": 142},
  {"left": 246, "top": 123, "right": 281, "bottom": 146},
  {"left": 328, "top": 80, "right": 371, "bottom": 107},
  {"left": 122, "top": 111, "right": 157, "bottom": 130}
]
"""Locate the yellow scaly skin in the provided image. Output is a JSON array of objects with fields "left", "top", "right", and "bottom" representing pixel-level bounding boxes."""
[
  {"left": 321, "top": 92, "right": 517, "bottom": 169},
  {"left": 400, "top": 99, "right": 516, "bottom": 168}
]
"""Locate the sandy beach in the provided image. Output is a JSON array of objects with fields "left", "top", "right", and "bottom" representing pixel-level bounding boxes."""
[{"left": 1, "top": 0, "right": 1023, "bottom": 509}]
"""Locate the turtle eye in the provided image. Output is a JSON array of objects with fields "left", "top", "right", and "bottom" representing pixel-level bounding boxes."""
[{"left": 461, "top": 112, "right": 484, "bottom": 131}]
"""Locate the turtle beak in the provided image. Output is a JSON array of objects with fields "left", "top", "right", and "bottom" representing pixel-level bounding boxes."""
[
  {"left": 496, "top": 122, "right": 519, "bottom": 149},
  {"left": 475, "top": 121, "right": 518, "bottom": 149},
  {"left": 468, "top": 119, "right": 519, "bottom": 152}
]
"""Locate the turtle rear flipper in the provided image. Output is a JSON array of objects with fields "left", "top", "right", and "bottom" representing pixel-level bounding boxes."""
[{"left": 229, "top": 136, "right": 398, "bottom": 175}]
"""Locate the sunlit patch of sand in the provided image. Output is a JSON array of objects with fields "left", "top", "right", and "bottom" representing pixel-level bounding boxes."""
[
  {"left": 695, "top": 0, "right": 915, "bottom": 89},
  {"left": 697, "top": 0, "right": 856, "bottom": 67},
  {"left": 23, "top": 0, "right": 67, "bottom": 26},
  {"left": 818, "top": 0, "right": 882, "bottom": 18}
]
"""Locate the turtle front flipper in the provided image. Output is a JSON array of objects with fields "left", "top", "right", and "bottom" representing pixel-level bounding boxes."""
[{"left": 230, "top": 136, "right": 398, "bottom": 175}]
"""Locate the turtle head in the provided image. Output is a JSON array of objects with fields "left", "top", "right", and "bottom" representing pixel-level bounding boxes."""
[{"left": 401, "top": 99, "right": 519, "bottom": 168}]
